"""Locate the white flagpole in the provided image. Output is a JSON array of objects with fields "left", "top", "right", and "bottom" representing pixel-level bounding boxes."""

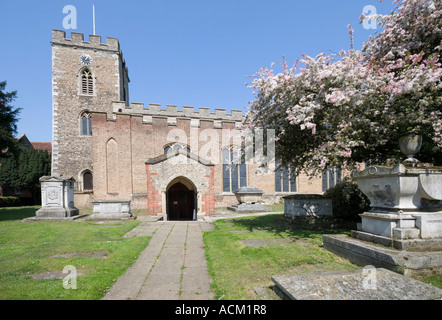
[{"left": 93, "top": 4, "right": 96, "bottom": 35}]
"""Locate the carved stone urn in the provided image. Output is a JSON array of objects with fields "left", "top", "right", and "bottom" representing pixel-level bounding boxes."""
[{"left": 398, "top": 134, "right": 422, "bottom": 163}]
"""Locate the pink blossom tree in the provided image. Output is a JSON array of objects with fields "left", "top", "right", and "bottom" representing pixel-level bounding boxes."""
[{"left": 246, "top": 0, "right": 442, "bottom": 176}]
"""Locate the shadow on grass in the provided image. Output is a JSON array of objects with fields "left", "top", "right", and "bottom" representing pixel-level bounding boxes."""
[
  {"left": 226, "top": 214, "right": 357, "bottom": 239},
  {"left": 0, "top": 206, "right": 39, "bottom": 222}
]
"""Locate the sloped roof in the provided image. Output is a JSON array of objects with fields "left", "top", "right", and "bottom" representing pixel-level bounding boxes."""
[
  {"left": 31, "top": 142, "right": 52, "bottom": 152},
  {"left": 145, "top": 149, "right": 213, "bottom": 166}
]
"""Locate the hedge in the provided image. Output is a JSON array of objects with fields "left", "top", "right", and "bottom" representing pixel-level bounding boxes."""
[{"left": 0, "top": 196, "right": 21, "bottom": 208}]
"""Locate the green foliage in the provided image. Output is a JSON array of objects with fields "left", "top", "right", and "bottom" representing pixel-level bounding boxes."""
[
  {"left": 324, "top": 179, "right": 371, "bottom": 221},
  {"left": 0, "top": 148, "right": 51, "bottom": 198},
  {"left": 0, "top": 81, "right": 21, "bottom": 158},
  {"left": 0, "top": 197, "right": 21, "bottom": 207}
]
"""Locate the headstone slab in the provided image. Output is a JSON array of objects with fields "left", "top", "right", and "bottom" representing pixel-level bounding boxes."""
[
  {"left": 272, "top": 268, "right": 442, "bottom": 300},
  {"left": 35, "top": 175, "right": 79, "bottom": 219},
  {"left": 89, "top": 200, "right": 133, "bottom": 220}
]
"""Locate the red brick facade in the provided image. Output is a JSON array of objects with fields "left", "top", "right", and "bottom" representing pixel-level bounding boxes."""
[
  {"left": 145, "top": 165, "right": 162, "bottom": 216},
  {"left": 202, "top": 167, "right": 215, "bottom": 216}
]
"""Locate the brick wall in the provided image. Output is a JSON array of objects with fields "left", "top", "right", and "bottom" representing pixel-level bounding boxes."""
[
  {"left": 201, "top": 166, "right": 215, "bottom": 215},
  {"left": 145, "top": 165, "right": 162, "bottom": 215}
]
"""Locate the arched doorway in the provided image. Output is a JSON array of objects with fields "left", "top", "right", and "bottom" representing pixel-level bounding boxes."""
[{"left": 166, "top": 179, "right": 196, "bottom": 221}]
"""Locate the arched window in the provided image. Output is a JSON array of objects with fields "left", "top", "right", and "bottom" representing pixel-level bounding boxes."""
[
  {"left": 81, "top": 68, "right": 94, "bottom": 95},
  {"left": 83, "top": 171, "right": 93, "bottom": 191},
  {"left": 164, "top": 146, "right": 172, "bottom": 154},
  {"left": 80, "top": 111, "right": 92, "bottom": 136},
  {"left": 222, "top": 147, "right": 247, "bottom": 193}
]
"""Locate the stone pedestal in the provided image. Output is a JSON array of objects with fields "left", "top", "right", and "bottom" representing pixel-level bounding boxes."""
[
  {"left": 227, "top": 187, "right": 271, "bottom": 213},
  {"left": 88, "top": 200, "right": 133, "bottom": 220},
  {"left": 353, "top": 163, "right": 442, "bottom": 250},
  {"left": 34, "top": 175, "right": 80, "bottom": 219}
]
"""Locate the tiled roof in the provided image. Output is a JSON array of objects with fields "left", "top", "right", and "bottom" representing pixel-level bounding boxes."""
[{"left": 31, "top": 142, "right": 52, "bottom": 152}]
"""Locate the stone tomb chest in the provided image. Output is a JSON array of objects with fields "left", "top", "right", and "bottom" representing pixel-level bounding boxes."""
[
  {"left": 283, "top": 194, "right": 333, "bottom": 217},
  {"left": 89, "top": 200, "right": 133, "bottom": 220},
  {"left": 228, "top": 187, "right": 271, "bottom": 213}
]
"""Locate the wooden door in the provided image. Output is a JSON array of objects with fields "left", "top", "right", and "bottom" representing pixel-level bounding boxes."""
[{"left": 167, "top": 183, "right": 195, "bottom": 221}]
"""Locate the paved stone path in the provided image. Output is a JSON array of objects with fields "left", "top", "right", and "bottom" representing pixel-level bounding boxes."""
[{"left": 104, "top": 217, "right": 214, "bottom": 300}]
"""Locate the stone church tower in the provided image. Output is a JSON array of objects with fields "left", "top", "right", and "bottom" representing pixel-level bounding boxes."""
[{"left": 51, "top": 30, "right": 130, "bottom": 197}]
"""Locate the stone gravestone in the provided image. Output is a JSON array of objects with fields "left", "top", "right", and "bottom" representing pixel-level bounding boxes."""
[{"left": 29, "top": 175, "right": 80, "bottom": 220}]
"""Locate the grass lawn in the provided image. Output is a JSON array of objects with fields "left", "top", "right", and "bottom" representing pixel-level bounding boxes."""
[
  {"left": 204, "top": 213, "right": 442, "bottom": 300},
  {"left": 0, "top": 206, "right": 149, "bottom": 300},
  {"left": 203, "top": 214, "right": 359, "bottom": 300}
]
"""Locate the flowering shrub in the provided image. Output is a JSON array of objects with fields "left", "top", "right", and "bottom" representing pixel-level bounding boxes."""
[{"left": 246, "top": 0, "right": 442, "bottom": 175}]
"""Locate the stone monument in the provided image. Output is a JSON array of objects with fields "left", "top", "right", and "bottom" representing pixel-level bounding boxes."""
[
  {"left": 323, "top": 135, "right": 442, "bottom": 276},
  {"left": 283, "top": 194, "right": 333, "bottom": 217},
  {"left": 352, "top": 162, "right": 442, "bottom": 249},
  {"left": 227, "top": 186, "right": 271, "bottom": 213},
  {"left": 88, "top": 200, "right": 133, "bottom": 220},
  {"left": 30, "top": 175, "right": 80, "bottom": 220}
]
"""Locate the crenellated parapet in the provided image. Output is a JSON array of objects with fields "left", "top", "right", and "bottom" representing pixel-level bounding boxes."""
[
  {"left": 111, "top": 101, "right": 244, "bottom": 127},
  {"left": 52, "top": 30, "right": 121, "bottom": 53}
]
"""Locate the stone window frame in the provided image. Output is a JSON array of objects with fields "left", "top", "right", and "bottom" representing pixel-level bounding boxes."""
[
  {"left": 78, "top": 169, "right": 93, "bottom": 192},
  {"left": 163, "top": 143, "right": 191, "bottom": 154},
  {"left": 322, "top": 167, "right": 342, "bottom": 192},
  {"left": 222, "top": 146, "right": 247, "bottom": 194},
  {"left": 78, "top": 66, "right": 96, "bottom": 97},
  {"left": 275, "top": 161, "right": 297, "bottom": 193},
  {"left": 79, "top": 110, "right": 92, "bottom": 137}
]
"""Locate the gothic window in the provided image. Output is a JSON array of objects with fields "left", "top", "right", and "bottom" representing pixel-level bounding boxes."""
[
  {"left": 275, "top": 162, "right": 297, "bottom": 193},
  {"left": 322, "top": 167, "right": 342, "bottom": 192},
  {"left": 222, "top": 147, "right": 247, "bottom": 193},
  {"left": 83, "top": 171, "right": 93, "bottom": 191},
  {"left": 81, "top": 68, "right": 94, "bottom": 95},
  {"left": 80, "top": 111, "right": 92, "bottom": 136}
]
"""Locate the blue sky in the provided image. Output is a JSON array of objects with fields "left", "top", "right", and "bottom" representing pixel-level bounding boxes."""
[{"left": 0, "top": 0, "right": 395, "bottom": 143}]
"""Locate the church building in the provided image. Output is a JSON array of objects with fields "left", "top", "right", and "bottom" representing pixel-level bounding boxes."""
[{"left": 51, "top": 30, "right": 340, "bottom": 220}]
